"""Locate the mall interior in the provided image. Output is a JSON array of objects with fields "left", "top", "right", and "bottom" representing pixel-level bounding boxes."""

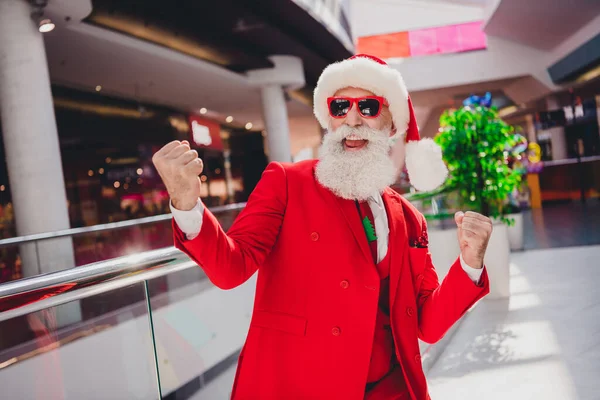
[{"left": 0, "top": 0, "right": 599, "bottom": 398}]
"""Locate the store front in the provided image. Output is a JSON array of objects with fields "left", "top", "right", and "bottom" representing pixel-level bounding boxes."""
[
  {"left": 535, "top": 94, "right": 600, "bottom": 203},
  {"left": 0, "top": 86, "right": 267, "bottom": 282}
]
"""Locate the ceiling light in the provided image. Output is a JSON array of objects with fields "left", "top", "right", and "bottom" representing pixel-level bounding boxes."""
[
  {"left": 95, "top": 85, "right": 102, "bottom": 92},
  {"left": 114, "top": 181, "right": 120, "bottom": 188},
  {"left": 245, "top": 122, "right": 253, "bottom": 130},
  {"left": 38, "top": 18, "right": 55, "bottom": 33},
  {"left": 200, "top": 108, "right": 208, "bottom": 114},
  {"left": 31, "top": 5, "right": 55, "bottom": 34},
  {"left": 0, "top": 185, "right": 5, "bottom": 192},
  {"left": 226, "top": 116, "right": 233, "bottom": 123}
]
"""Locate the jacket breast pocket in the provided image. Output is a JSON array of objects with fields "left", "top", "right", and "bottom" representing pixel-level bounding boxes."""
[
  {"left": 251, "top": 310, "right": 308, "bottom": 336},
  {"left": 407, "top": 246, "right": 428, "bottom": 296}
]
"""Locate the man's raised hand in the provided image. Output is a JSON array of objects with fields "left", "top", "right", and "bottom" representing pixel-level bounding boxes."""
[{"left": 152, "top": 140, "right": 203, "bottom": 211}]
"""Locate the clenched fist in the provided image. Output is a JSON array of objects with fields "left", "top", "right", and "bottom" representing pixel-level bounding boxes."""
[
  {"left": 152, "top": 140, "right": 204, "bottom": 211},
  {"left": 454, "top": 211, "right": 493, "bottom": 269}
]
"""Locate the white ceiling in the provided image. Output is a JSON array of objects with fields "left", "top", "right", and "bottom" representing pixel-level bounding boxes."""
[
  {"left": 484, "top": 0, "right": 600, "bottom": 50},
  {"left": 43, "top": 16, "right": 312, "bottom": 132},
  {"left": 350, "top": 0, "right": 485, "bottom": 38}
]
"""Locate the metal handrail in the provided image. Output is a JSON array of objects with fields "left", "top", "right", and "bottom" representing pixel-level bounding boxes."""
[
  {"left": 0, "top": 247, "right": 199, "bottom": 322},
  {"left": 0, "top": 202, "right": 246, "bottom": 248}
]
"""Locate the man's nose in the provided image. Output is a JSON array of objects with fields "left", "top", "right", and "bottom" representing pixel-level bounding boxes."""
[{"left": 344, "top": 105, "right": 362, "bottom": 127}]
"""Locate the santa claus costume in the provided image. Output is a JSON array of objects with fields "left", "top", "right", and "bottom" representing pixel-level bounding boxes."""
[{"left": 171, "top": 54, "right": 490, "bottom": 399}]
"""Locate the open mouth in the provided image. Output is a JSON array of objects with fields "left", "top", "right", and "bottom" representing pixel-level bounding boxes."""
[{"left": 343, "top": 136, "right": 368, "bottom": 151}]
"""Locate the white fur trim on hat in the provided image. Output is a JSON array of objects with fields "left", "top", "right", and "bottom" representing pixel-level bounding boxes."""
[
  {"left": 405, "top": 138, "right": 448, "bottom": 192},
  {"left": 313, "top": 56, "right": 410, "bottom": 133}
]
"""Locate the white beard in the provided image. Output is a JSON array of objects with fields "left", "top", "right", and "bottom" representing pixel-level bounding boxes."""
[{"left": 315, "top": 124, "right": 398, "bottom": 201}]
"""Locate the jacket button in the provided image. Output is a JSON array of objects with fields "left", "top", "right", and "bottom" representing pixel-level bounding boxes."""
[
  {"left": 415, "top": 354, "right": 422, "bottom": 363},
  {"left": 340, "top": 280, "right": 349, "bottom": 289},
  {"left": 406, "top": 307, "right": 414, "bottom": 317},
  {"left": 331, "top": 326, "right": 341, "bottom": 336},
  {"left": 310, "top": 232, "right": 319, "bottom": 241}
]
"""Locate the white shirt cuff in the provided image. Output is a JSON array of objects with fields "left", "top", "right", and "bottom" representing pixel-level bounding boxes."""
[
  {"left": 170, "top": 198, "right": 204, "bottom": 240},
  {"left": 460, "top": 253, "right": 484, "bottom": 285}
]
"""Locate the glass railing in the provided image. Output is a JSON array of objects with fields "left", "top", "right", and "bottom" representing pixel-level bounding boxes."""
[
  {"left": 0, "top": 204, "right": 252, "bottom": 399},
  {"left": 0, "top": 204, "right": 245, "bottom": 284},
  {"left": 0, "top": 245, "right": 255, "bottom": 399}
]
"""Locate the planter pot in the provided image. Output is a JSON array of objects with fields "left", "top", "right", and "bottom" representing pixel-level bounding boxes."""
[
  {"left": 506, "top": 212, "right": 524, "bottom": 251},
  {"left": 427, "top": 219, "right": 461, "bottom": 281},
  {"left": 484, "top": 222, "right": 511, "bottom": 299},
  {"left": 428, "top": 218, "right": 511, "bottom": 299}
]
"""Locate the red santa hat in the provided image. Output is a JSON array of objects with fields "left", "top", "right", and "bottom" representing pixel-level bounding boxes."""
[{"left": 313, "top": 54, "right": 448, "bottom": 192}]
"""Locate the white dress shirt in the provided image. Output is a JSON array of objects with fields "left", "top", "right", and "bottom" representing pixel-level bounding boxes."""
[{"left": 170, "top": 193, "right": 483, "bottom": 284}]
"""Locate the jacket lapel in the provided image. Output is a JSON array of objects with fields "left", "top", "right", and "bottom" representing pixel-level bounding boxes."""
[
  {"left": 382, "top": 188, "right": 408, "bottom": 312},
  {"left": 312, "top": 166, "right": 373, "bottom": 265},
  {"left": 333, "top": 196, "right": 373, "bottom": 265}
]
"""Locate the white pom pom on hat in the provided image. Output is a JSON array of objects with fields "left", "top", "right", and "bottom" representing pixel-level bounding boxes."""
[{"left": 313, "top": 54, "right": 448, "bottom": 192}]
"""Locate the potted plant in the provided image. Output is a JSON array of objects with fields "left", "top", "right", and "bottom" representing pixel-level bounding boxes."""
[
  {"left": 503, "top": 133, "right": 530, "bottom": 251},
  {"left": 503, "top": 201, "right": 523, "bottom": 251},
  {"left": 428, "top": 94, "right": 521, "bottom": 298}
]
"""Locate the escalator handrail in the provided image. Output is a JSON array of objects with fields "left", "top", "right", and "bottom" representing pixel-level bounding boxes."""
[
  {"left": 0, "top": 247, "right": 199, "bottom": 321},
  {"left": 0, "top": 202, "right": 246, "bottom": 248}
]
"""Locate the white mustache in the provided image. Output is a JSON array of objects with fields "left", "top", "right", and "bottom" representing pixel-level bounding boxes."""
[
  {"left": 332, "top": 125, "right": 382, "bottom": 143},
  {"left": 344, "top": 134, "right": 366, "bottom": 141}
]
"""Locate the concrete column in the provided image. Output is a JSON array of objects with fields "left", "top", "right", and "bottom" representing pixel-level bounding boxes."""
[
  {"left": 0, "top": 2, "right": 76, "bottom": 274},
  {"left": 223, "top": 150, "right": 235, "bottom": 201},
  {"left": 247, "top": 55, "right": 305, "bottom": 163},
  {"left": 260, "top": 85, "right": 293, "bottom": 162},
  {"left": 0, "top": 0, "right": 80, "bottom": 325},
  {"left": 524, "top": 114, "right": 537, "bottom": 144}
]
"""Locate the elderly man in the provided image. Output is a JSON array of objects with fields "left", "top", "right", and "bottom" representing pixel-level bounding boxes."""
[{"left": 152, "top": 54, "right": 492, "bottom": 399}]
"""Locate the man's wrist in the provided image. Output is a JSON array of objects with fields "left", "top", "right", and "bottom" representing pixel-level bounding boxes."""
[
  {"left": 461, "top": 253, "right": 483, "bottom": 269},
  {"left": 171, "top": 197, "right": 198, "bottom": 211}
]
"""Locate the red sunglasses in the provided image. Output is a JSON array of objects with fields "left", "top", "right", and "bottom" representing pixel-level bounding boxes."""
[{"left": 327, "top": 96, "right": 388, "bottom": 118}]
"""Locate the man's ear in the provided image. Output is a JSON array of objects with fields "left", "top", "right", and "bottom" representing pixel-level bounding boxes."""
[{"left": 390, "top": 123, "right": 397, "bottom": 137}]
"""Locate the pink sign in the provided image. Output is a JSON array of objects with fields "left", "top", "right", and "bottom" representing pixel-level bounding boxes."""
[{"left": 407, "top": 21, "right": 486, "bottom": 57}]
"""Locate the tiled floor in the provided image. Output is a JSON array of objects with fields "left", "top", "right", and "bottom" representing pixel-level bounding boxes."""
[
  {"left": 189, "top": 202, "right": 600, "bottom": 399},
  {"left": 189, "top": 364, "right": 236, "bottom": 400},
  {"left": 428, "top": 245, "right": 600, "bottom": 400},
  {"left": 523, "top": 200, "right": 600, "bottom": 250}
]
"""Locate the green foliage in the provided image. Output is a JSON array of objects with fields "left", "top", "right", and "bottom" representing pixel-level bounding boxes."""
[{"left": 434, "top": 105, "right": 522, "bottom": 223}]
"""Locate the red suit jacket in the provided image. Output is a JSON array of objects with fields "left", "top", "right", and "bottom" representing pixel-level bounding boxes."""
[{"left": 174, "top": 160, "right": 490, "bottom": 399}]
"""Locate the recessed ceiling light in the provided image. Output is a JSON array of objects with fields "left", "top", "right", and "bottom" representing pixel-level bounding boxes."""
[
  {"left": 200, "top": 108, "right": 208, "bottom": 114},
  {"left": 245, "top": 122, "right": 253, "bottom": 130},
  {"left": 95, "top": 85, "right": 102, "bottom": 92},
  {"left": 38, "top": 18, "right": 55, "bottom": 33},
  {"left": 226, "top": 116, "right": 234, "bottom": 123}
]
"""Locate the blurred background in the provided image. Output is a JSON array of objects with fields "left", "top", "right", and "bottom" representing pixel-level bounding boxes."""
[{"left": 0, "top": 0, "right": 599, "bottom": 399}]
